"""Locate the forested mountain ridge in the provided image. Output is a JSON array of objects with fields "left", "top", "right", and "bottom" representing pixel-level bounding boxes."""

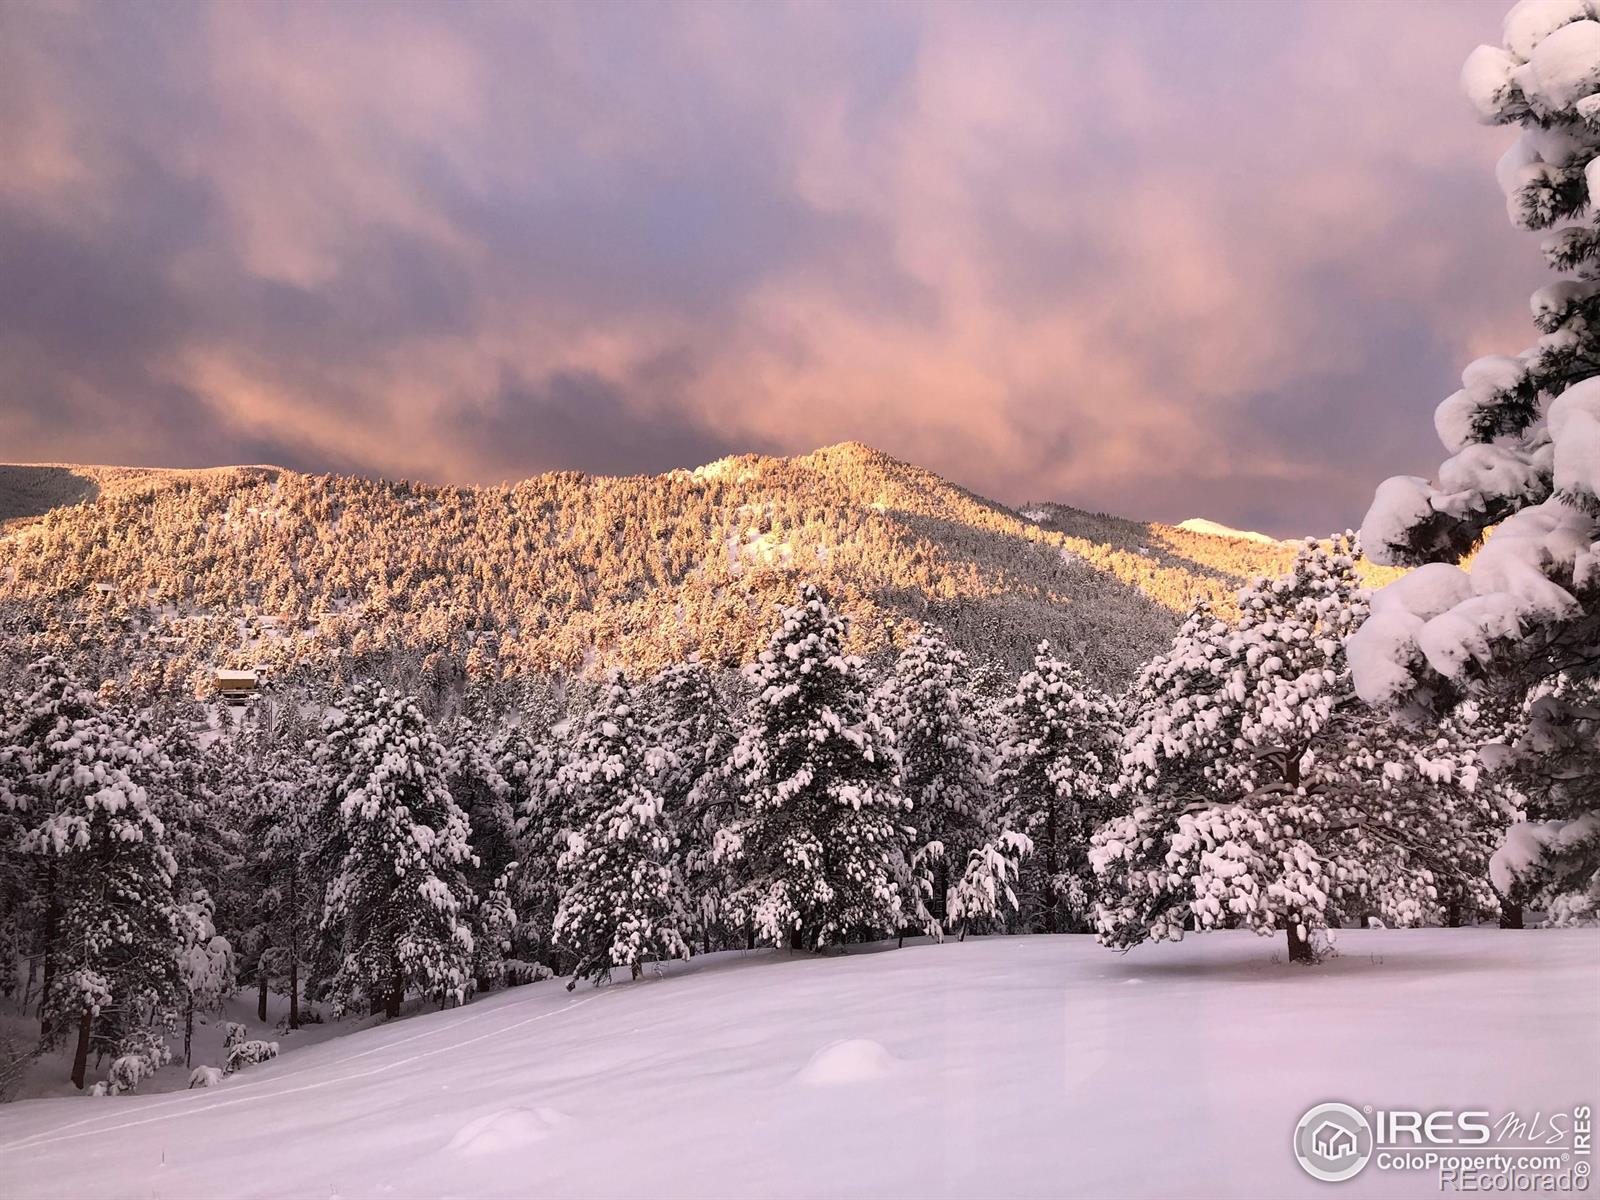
[
  {"left": 0, "top": 444, "right": 1395, "bottom": 698},
  {"left": 0, "top": 465, "right": 102, "bottom": 524}
]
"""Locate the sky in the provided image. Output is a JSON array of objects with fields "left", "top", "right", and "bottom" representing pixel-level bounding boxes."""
[{"left": 0, "top": 0, "right": 1546, "bottom": 536}]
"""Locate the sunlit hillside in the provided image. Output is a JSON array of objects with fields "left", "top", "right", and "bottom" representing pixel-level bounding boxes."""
[{"left": 0, "top": 444, "right": 1398, "bottom": 699}]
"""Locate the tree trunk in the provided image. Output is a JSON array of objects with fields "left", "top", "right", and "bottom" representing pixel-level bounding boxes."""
[
  {"left": 288, "top": 955, "right": 300, "bottom": 1029},
  {"left": 184, "top": 1000, "right": 194, "bottom": 1068},
  {"left": 39, "top": 861, "right": 59, "bottom": 1037},
  {"left": 788, "top": 926, "right": 804, "bottom": 953},
  {"left": 70, "top": 1009, "right": 92, "bottom": 1090},
  {"left": 286, "top": 883, "right": 300, "bottom": 1036},
  {"left": 1499, "top": 902, "right": 1524, "bottom": 930},
  {"left": 385, "top": 963, "right": 402, "bottom": 1019},
  {"left": 23, "top": 950, "right": 38, "bottom": 1016},
  {"left": 1286, "top": 923, "right": 1315, "bottom": 964},
  {"left": 257, "top": 967, "right": 268, "bottom": 1023},
  {"left": 288, "top": 884, "right": 301, "bottom": 1029},
  {"left": 1445, "top": 893, "right": 1464, "bottom": 927},
  {"left": 1042, "top": 802, "right": 1059, "bottom": 935}
]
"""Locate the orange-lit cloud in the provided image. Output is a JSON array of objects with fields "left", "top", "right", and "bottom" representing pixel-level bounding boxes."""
[{"left": 0, "top": 0, "right": 1545, "bottom": 534}]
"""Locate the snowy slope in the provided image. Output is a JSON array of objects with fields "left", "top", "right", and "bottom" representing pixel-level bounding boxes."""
[
  {"left": 3, "top": 930, "right": 1595, "bottom": 1200},
  {"left": 1175, "top": 517, "right": 1283, "bottom": 545},
  {"left": 0, "top": 447, "right": 1319, "bottom": 685}
]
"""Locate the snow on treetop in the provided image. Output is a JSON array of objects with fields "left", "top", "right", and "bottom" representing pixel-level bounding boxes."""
[
  {"left": 1463, "top": 43, "right": 1523, "bottom": 120},
  {"left": 1174, "top": 518, "right": 1282, "bottom": 545},
  {"left": 1532, "top": 279, "right": 1600, "bottom": 326},
  {"left": 1503, "top": 0, "right": 1595, "bottom": 62},
  {"left": 1549, "top": 376, "right": 1600, "bottom": 496},
  {"left": 1355, "top": 0, "right": 1600, "bottom": 732},
  {"left": 1523, "top": 14, "right": 1600, "bottom": 108}
]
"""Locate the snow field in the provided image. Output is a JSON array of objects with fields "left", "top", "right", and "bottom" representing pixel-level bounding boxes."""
[{"left": 3, "top": 928, "right": 1595, "bottom": 1200}]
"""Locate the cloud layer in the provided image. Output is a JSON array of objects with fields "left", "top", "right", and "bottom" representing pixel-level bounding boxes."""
[{"left": 0, "top": 0, "right": 1546, "bottom": 534}]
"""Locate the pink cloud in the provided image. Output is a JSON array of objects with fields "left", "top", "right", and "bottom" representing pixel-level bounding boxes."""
[{"left": 0, "top": 0, "right": 1544, "bottom": 534}]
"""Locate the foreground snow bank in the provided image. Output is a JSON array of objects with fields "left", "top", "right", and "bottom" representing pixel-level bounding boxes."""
[{"left": 2, "top": 930, "right": 1595, "bottom": 1200}]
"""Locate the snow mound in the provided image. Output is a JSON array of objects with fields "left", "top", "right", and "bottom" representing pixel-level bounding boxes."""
[
  {"left": 1175, "top": 518, "right": 1281, "bottom": 545},
  {"left": 796, "top": 1039, "right": 898, "bottom": 1086},
  {"left": 443, "top": 1106, "right": 568, "bottom": 1156}
]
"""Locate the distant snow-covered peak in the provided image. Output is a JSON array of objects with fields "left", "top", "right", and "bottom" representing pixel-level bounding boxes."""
[{"left": 1175, "top": 518, "right": 1283, "bottom": 545}]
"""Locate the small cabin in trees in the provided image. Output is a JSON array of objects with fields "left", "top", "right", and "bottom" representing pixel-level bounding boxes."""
[{"left": 216, "top": 669, "right": 259, "bottom": 706}]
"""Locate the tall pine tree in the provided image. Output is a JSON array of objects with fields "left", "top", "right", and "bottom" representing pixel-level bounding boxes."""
[
  {"left": 875, "top": 625, "right": 1006, "bottom": 939},
  {"left": 1095, "top": 541, "right": 1515, "bottom": 962},
  {"left": 1354, "top": 1, "right": 1600, "bottom": 922},
  {"left": 2, "top": 659, "right": 183, "bottom": 1088},
  {"left": 311, "top": 685, "right": 476, "bottom": 1017},
  {"left": 996, "top": 642, "right": 1120, "bottom": 934},
  {"left": 242, "top": 742, "right": 318, "bottom": 1027},
  {"left": 648, "top": 661, "right": 739, "bottom": 954},
  {"left": 721, "top": 585, "right": 904, "bottom": 951},
  {"left": 442, "top": 717, "right": 521, "bottom": 991},
  {"left": 550, "top": 673, "right": 685, "bottom": 985}
]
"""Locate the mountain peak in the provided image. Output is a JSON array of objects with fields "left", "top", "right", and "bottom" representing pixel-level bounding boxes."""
[
  {"left": 1175, "top": 518, "right": 1283, "bottom": 546},
  {"left": 808, "top": 439, "right": 892, "bottom": 460}
]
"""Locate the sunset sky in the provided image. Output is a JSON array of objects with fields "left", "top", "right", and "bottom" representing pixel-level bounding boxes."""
[{"left": 0, "top": 0, "right": 1542, "bottom": 535}]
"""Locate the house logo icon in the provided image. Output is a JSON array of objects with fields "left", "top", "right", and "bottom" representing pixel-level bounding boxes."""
[
  {"left": 1294, "top": 1102, "right": 1374, "bottom": 1182},
  {"left": 1312, "top": 1121, "right": 1358, "bottom": 1160}
]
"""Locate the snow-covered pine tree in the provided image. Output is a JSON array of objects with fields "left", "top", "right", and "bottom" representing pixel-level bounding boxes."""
[
  {"left": 550, "top": 672, "right": 685, "bottom": 985},
  {"left": 468, "top": 867, "right": 519, "bottom": 992},
  {"left": 1353, "top": 1, "right": 1600, "bottom": 922},
  {"left": 874, "top": 625, "right": 1006, "bottom": 939},
  {"left": 175, "top": 889, "right": 235, "bottom": 1068},
  {"left": 221, "top": 698, "right": 314, "bottom": 1024},
  {"left": 443, "top": 717, "right": 520, "bottom": 888},
  {"left": 1483, "top": 669, "right": 1599, "bottom": 923},
  {"left": 310, "top": 684, "right": 476, "bottom": 1017},
  {"left": 0, "top": 796, "right": 23, "bottom": 1006},
  {"left": 995, "top": 642, "right": 1120, "bottom": 934},
  {"left": 3, "top": 659, "right": 184, "bottom": 1087},
  {"left": 0, "top": 656, "right": 99, "bottom": 1025},
  {"left": 946, "top": 830, "right": 1035, "bottom": 942},
  {"left": 1094, "top": 540, "right": 1516, "bottom": 962},
  {"left": 507, "top": 723, "right": 569, "bottom": 971},
  {"left": 146, "top": 703, "right": 235, "bottom": 904},
  {"left": 241, "top": 742, "right": 318, "bottom": 1028},
  {"left": 146, "top": 703, "right": 248, "bottom": 1035},
  {"left": 441, "top": 717, "right": 521, "bottom": 991},
  {"left": 647, "top": 661, "right": 738, "bottom": 954},
  {"left": 720, "top": 585, "right": 905, "bottom": 951}
]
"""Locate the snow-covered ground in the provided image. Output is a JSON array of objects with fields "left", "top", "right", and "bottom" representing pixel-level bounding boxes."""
[{"left": 3, "top": 930, "right": 1595, "bottom": 1199}]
